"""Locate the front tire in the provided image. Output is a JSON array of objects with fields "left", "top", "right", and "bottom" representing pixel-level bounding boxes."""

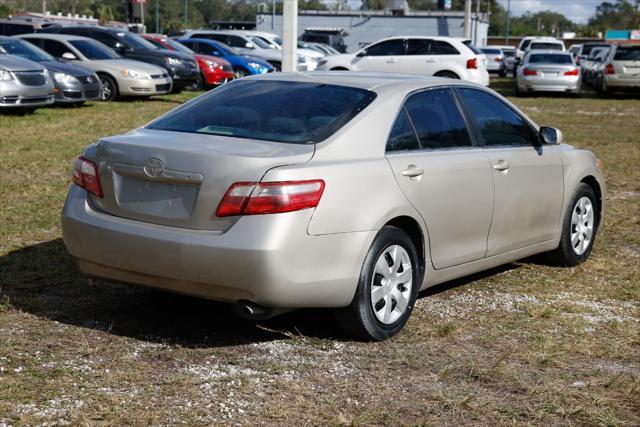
[
  {"left": 547, "top": 183, "right": 598, "bottom": 266},
  {"left": 98, "top": 74, "right": 118, "bottom": 101},
  {"left": 335, "top": 226, "right": 420, "bottom": 341}
]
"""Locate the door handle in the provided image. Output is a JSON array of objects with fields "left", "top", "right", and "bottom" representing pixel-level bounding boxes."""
[
  {"left": 402, "top": 165, "right": 426, "bottom": 177},
  {"left": 386, "top": 58, "right": 397, "bottom": 64},
  {"left": 425, "top": 59, "right": 436, "bottom": 63},
  {"left": 493, "top": 160, "right": 510, "bottom": 171}
]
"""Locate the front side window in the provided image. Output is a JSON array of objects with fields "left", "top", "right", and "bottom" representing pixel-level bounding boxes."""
[
  {"left": 403, "top": 88, "right": 471, "bottom": 150},
  {"left": 365, "top": 39, "right": 405, "bottom": 56},
  {"left": 69, "top": 39, "right": 119, "bottom": 60},
  {"left": 386, "top": 109, "right": 420, "bottom": 152},
  {"left": 458, "top": 88, "right": 537, "bottom": 147},
  {"left": 43, "top": 39, "right": 74, "bottom": 58},
  {"left": 227, "top": 36, "right": 248, "bottom": 48},
  {"left": 91, "top": 31, "right": 120, "bottom": 48},
  {"left": 147, "top": 80, "right": 377, "bottom": 144}
]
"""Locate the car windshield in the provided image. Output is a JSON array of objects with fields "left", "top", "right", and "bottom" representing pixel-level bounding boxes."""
[
  {"left": 147, "top": 80, "right": 377, "bottom": 144},
  {"left": 248, "top": 36, "right": 272, "bottom": 49},
  {"left": 529, "top": 53, "right": 573, "bottom": 64},
  {"left": 530, "top": 43, "right": 563, "bottom": 51},
  {"left": 119, "top": 31, "right": 158, "bottom": 50},
  {"left": 582, "top": 44, "right": 610, "bottom": 55},
  {"left": 163, "top": 38, "right": 194, "bottom": 54},
  {"left": 69, "top": 39, "right": 119, "bottom": 60},
  {"left": 614, "top": 46, "right": 640, "bottom": 61},
  {"left": 0, "top": 38, "right": 54, "bottom": 62}
]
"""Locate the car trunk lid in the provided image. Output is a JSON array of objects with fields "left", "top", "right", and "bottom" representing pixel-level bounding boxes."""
[{"left": 87, "top": 128, "right": 314, "bottom": 232}]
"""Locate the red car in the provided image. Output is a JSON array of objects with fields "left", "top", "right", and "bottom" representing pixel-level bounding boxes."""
[{"left": 143, "top": 34, "right": 234, "bottom": 90}]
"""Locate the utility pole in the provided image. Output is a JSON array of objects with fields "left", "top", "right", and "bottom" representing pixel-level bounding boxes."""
[
  {"left": 184, "top": 0, "right": 188, "bottom": 31},
  {"left": 282, "top": 0, "right": 298, "bottom": 72},
  {"left": 155, "top": 0, "right": 159, "bottom": 33},
  {"left": 474, "top": 0, "right": 480, "bottom": 46},
  {"left": 504, "top": 0, "right": 511, "bottom": 44},
  {"left": 140, "top": 1, "right": 145, "bottom": 30},
  {"left": 463, "top": 0, "right": 471, "bottom": 39},
  {"left": 42, "top": 0, "right": 46, "bottom": 16}
]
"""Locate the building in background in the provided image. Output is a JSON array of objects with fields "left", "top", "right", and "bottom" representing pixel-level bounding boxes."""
[{"left": 257, "top": 8, "right": 488, "bottom": 53}]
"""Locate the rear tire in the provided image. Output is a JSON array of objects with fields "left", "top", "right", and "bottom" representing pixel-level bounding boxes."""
[
  {"left": 186, "top": 74, "right": 203, "bottom": 91},
  {"left": 335, "top": 226, "right": 420, "bottom": 341},
  {"left": 434, "top": 71, "right": 459, "bottom": 79},
  {"left": 546, "top": 183, "right": 598, "bottom": 266}
]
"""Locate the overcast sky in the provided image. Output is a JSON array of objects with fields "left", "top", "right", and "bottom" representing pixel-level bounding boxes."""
[{"left": 496, "top": 0, "right": 603, "bottom": 24}]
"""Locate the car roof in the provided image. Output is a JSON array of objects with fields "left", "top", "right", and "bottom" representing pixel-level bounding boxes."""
[
  {"left": 242, "top": 71, "right": 486, "bottom": 93},
  {"left": 17, "top": 33, "right": 92, "bottom": 42},
  {"left": 527, "top": 49, "right": 571, "bottom": 55}
]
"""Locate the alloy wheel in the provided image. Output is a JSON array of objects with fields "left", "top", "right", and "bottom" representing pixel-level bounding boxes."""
[{"left": 100, "top": 77, "right": 112, "bottom": 101}]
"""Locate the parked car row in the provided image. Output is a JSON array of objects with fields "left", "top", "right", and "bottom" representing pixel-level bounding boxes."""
[{"left": 575, "top": 43, "right": 640, "bottom": 94}]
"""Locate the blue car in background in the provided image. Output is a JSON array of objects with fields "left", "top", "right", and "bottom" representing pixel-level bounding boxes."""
[{"left": 177, "top": 38, "right": 273, "bottom": 78}]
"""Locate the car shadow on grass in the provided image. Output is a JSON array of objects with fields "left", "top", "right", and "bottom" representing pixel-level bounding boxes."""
[{"left": 0, "top": 238, "right": 342, "bottom": 347}]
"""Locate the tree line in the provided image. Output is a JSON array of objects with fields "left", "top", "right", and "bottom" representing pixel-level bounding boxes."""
[{"left": 0, "top": 0, "right": 638, "bottom": 37}]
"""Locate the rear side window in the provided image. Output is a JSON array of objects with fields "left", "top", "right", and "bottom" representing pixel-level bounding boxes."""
[
  {"left": 458, "top": 88, "right": 537, "bottom": 147},
  {"left": 434, "top": 41, "right": 459, "bottom": 55},
  {"left": 387, "top": 109, "right": 420, "bottom": 152},
  {"left": 91, "top": 31, "right": 120, "bottom": 49},
  {"left": 406, "top": 39, "right": 432, "bottom": 55},
  {"left": 366, "top": 39, "right": 405, "bottom": 56},
  {"left": 1, "top": 23, "right": 34, "bottom": 36},
  {"left": 614, "top": 46, "right": 640, "bottom": 61},
  {"left": 227, "top": 36, "right": 247, "bottom": 48},
  {"left": 403, "top": 88, "right": 471, "bottom": 150},
  {"left": 147, "top": 80, "right": 377, "bottom": 144}
]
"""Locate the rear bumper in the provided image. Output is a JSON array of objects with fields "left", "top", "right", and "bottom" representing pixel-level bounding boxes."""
[
  {"left": 61, "top": 185, "right": 373, "bottom": 308},
  {"left": 517, "top": 75, "right": 580, "bottom": 92},
  {"left": 604, "top": 75, "right": 640, "bottom": 88},
  {"left": 465, "top": 69, "right": 490, "bottom": 86}
]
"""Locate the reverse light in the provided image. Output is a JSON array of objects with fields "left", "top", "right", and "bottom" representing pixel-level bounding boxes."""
[
  {"left": 605, "top": 63, "right": 615, "bottom": 75},
  {"left": 72, "top": 156, "right": 103, "bottom": 198},
  {"left": 523, "top": 68, "right": 538, "bottom": 76},
  {"left": 466, "top": 58, "right": 477, "bottom": 69},
  {"left": 495, "top": 56, "right": 503, "bottom": 62},
  {"left": 564, "top": 68, "right": 579, "bottom": 76},
  {"left": 216, "top": 180, "right": 325, "bottom": 217}
]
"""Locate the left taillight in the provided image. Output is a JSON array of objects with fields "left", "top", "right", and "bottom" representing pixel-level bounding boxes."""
[
  {"left": 72, "top": 156, "right": 103, "bottom": 198},
  {"left": 466, "top": 58, "right": 478, "bottom": 69},
  {"left": 216, "top": 180, "right": 325, "bottom": 217}
]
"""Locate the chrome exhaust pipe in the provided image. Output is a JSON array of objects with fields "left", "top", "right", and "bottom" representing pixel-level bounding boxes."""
[{"left": 233, "top": 300, "right": 276, "bottom": 320}]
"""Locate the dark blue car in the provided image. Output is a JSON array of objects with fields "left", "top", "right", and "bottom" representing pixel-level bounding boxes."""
[{"left": 177, "top": 38, "right": 273, "bottom": 78}]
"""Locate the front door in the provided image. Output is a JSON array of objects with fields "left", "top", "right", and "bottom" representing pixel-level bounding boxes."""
[
  {"left": 456, "top": 88, "right": 564, "bottom": 256},
  {"left": 385, "top": 87, "right": 494, "bottom": 269},
  {"left": 354, "top": 38, "right": 405, "bottom": 73}
]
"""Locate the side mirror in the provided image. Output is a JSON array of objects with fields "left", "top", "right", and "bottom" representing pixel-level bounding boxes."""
[
  {"left": 357, "top": 49, "right": 367, "bottom": 57},
  {"left": 61, "top": 52, "right": 77, "bottom": 60},
  {"left": 245, "top": 42, "right": 254, "bottom": 49},
  {"left": 539, "top": 127, "right": 563, "bottom": 145},
  {"left": 113, "top": 42, "right": 126, "bottom": 52}
]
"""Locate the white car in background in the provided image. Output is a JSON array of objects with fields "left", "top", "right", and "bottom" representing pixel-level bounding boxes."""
[
  {"left": 237, "top": 30, "right": 325, "bottom": 71},
  {"left": 316, "top": 36, "right": 489, "bottom": 86}
]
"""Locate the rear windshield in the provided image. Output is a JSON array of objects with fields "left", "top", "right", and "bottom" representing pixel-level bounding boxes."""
[
  {"left": 502, "top": 50, "right": 515, "bottom": 57},
  {"left": 614, "top": 46, "right": 640, "bottom": 61},
  {"left": 147, "top": 80, "right": 377, "bottom": 144},
  {"left": 582, "top": 44, "right": 610, "bottom": 55},
  {"left": 529, "top": 54, "right": 573, "bottom": 64},
  {"left": 530, "top": 42, "right": 563, "bottom": 51},
  {"left": 480, "top": 48, "right": 501, "bottom": 55}
]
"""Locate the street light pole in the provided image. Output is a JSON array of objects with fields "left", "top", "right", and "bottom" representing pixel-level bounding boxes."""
[
  {"left": 282, "top": 0, "right": 298, "bottom": 72},
  {"left": 155, "top": 0, "right": 159, "bottom": 33},
  {"left": 504, "top": 0, "right": 511, "bottom": 44},
  {"left": 184, "top": 0, "right": 188, "bottom": 31}
]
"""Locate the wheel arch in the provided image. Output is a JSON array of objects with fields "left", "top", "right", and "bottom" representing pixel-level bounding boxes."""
[
  {"left": 580, "top": 175, "right": 603, "bottom": 230},
  {"left": 330, "top": 66, "right": 350, "bottom": 71},
  {"left": 384, "top": 215, "right": 426, "bottom": 282},
  {"left": 95, "top": 71, "right": 119, "bottom": 92},
  {"left": 434, "top": 70, "right": 461, "bottom": 79}
]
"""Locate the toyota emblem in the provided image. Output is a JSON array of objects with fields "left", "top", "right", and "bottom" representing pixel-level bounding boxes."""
[{"left": 144, "top": 158, "right": 165, "bottom": 177}]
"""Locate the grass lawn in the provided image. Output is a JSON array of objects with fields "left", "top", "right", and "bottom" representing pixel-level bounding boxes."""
[{"left": 1, "top": 80, "right": 639, "bottom": 425}]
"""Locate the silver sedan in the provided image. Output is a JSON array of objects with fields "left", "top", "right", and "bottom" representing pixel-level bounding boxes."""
[
  {"left": 61, "top": 72, "right": 605, "bottom": 340},
  {"left": 517, "top": 50, "right": 581, "bottom": 95}
]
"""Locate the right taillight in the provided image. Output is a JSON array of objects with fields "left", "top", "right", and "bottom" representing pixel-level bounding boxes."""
[
  {"left": 564, "top": 68, "right": 579, "bottom": 76},
  {"left": 523, "top": 68, "right": 538, "bottom": 76},
  {"left": 216, "top": 180, "right": 325, "bottom": 217},
  {"left": 605, "top": 64, "right": 615, "bottom": 75},
  {"left": 72, "top": 156, "right": 103, "bottom": 198},
  {"left": 466, "top": 58, "right": 477, "bottom": 69}
]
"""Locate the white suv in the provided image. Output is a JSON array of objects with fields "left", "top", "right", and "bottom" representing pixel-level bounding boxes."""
[{"left": 316, "top": 36, "right": 489, "bottom": 86}]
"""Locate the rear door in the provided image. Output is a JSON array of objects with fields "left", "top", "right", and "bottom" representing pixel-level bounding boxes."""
[
  {"left": 385, "top": 87, "right": 494, "bottom": 269},
  {"left": 355, "top": 39, "right": 405, "bottom": 72},
  {"left": 457, "top": 88, "right": 564, "bottom": 256},
  {"left": 402, "top": 38, "right": 439, "bottom": 76}
]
